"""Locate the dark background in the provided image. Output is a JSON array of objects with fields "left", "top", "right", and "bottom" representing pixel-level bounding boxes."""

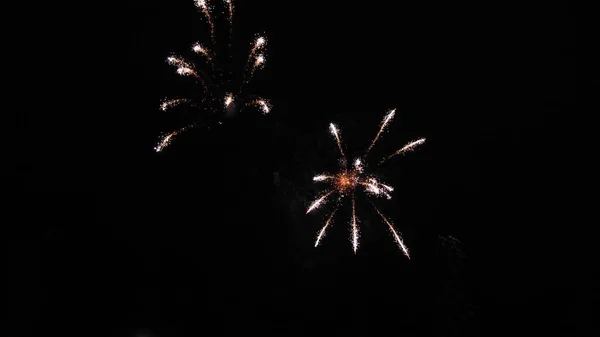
[{"left": 12, "top": 0, "right": 586, "bottom": 336}]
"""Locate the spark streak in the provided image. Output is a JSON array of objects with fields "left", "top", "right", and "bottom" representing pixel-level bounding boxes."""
[
  {"left": 224, "top": 93, "right": 234, "bottom": 107},
  {"left": 249, "top": 37, "right": 266, "bottom": 59},
  {"left": 372, "top": 204, "right": 410, "bottom": 258},
  {"left": 244, "top": 37, "right": 266, "bottom": 81},
  {"left": 160, "top": 98, "right": 191, "bottom": 111},
  {"left": 167, "top": 56, "right": 199, "bottom": 78},
  {"left": 351, "top": 196, "right": 359, "bottom": 253},
  {"left": 306, "top": 191, "right": 334, "bottom": 214},
  {"left": 329, "top": 123, "right": 345, "bottom": 159},
  {"left": 380, "top": 138, "right": 426, "bottom": 164},
  {"left": 315, "top": 208, "right": 338, "bottom": 247},
  {"left": 251, "top": 98, "right": 271, "bottom": 114},
  {"left": 224, "top": 0, "right": 234, "bottom": 42},
  {"left": 154, "top": 125, "right": 193, "bottom": 152},
  {"left": 195, "top": 0, "right": 215, "bottom": 44},
  {"left": 313, "top": 175, "right": 333, "bottom": 182},
  {"left": 366, "top": 108, "right": 395, "bottom": 155},
  {"left": 192, "top": 42, "right": 212, "bottom": 61}
]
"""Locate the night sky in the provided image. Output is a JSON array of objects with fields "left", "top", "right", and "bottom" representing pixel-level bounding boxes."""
[{"left": 12, "top": 0, "right": 586, "bottom": 336}]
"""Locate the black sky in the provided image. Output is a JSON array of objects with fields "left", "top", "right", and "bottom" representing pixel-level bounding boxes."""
[{"left": 12, "top": 1, "right": 586, "bottom": 336}]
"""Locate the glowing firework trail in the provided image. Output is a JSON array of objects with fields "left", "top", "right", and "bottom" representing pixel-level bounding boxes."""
[
  {"left": 192, "top": 42, "right": 212, "bottom": 61},
  {"left": 224, "top": 93, "right": 234, "bottom": 107},
  {"left": 167, "top": 56, "right": 200, "bottom": 78},
  {"left": 366, "top": 108, "right": 395, "bottom": 155},
  {"left": 315, "top": 207, "right": 338, "bottom": 247},
  {"left": 306, "top": 191, "right": 334, "bottom": 214},
  {"left": 195, "top": 0, "right": 215, "bottom": 44},
  {"left": 372, "top": 203, "right": 410, "bottom": 258},
  {"left": 245, "top": 54, "right": 265, "bottom": 84},
  {"left": 329, "top": 123, "right": 346, "bottom": 159},
  {"left": 252, "top": 99, "right": 271, "bottom": 114},
  {"left": 351, "top": 196, "right": 359, "bottom": 253},
  {"left": 306, "top": 109, "right": 426, "bottom": 255},
  {"left": 160, "top": 98, "right": 191, "bottom": 111},
  {"left": 224, "top": 0, "right": 234, "bottom": 43},
  {"left": 154, "top": 125, "right": 193, "bottom": 152},
  {"left": 248, "top": 37, "right": 266, "bottom": 62},
  {"left": 380, "top": 138, "right": 426, "bottom": 164},
  {"left": 241, "top": 37, "right": 266, "bottom": 85},
  {"left": 313, "top": 174, "right": 333, "bottom": 182}
]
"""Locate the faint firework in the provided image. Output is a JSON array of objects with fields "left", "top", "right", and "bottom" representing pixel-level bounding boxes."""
[
  {"left": 306, "top": 109, "right": 426, "bottom": 256},
  {"left": 155, "top": 0, "right": 271, "bottom": 152}
]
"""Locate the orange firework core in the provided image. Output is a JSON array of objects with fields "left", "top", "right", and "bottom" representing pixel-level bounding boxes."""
[{"left": 335, "top": 170, "right": 358, "bottom": 192}]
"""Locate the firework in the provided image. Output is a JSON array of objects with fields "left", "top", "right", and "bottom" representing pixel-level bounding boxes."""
[
  {"left": 155, "top": 1, "right": 271, "bottom": 152},
  {"left": 306, "top": 110, "right": 426, "bottom": 256}
]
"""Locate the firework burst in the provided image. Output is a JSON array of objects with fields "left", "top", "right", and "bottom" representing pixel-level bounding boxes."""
[
  {"left": 155, "top": 0, "right": 271, "bottom": 152},
  {"left": 306, "top": 109, "right": 426, "bottom": 256}
]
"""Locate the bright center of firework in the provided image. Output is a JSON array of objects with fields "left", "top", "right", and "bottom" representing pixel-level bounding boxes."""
[
  {"left": 224, "top": 94, "right": 233, "bottom": 107},
  {"left": 335, "top": 170, "right": 359, "bottom": 193}
]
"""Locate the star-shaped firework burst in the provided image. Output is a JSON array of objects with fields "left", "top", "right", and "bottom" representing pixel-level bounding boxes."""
[
  {"left": 306, "top": 109, "right": 426, "bottom": 257},
  {"left": 154, "top": 0, "right": 271, "bottom": 152}
]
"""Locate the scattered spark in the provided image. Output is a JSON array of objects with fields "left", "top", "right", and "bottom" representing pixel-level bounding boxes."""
[
  {"left": 160, "top": 98, "right": 191, "bottom": 111},
  {"left": 307, "top": 110, "right": 426, "bottom": 255},
  {"left": 380, "top": 138, "right": 426, "bottom": 164}
]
